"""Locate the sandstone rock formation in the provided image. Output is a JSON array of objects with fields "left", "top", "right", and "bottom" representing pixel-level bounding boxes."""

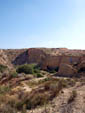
[
  {"left": 28, "top": 48, "right": 46, "bottom": 64},
  {"left": 4, "top": 49, "right": 27, "bottom": 65},
  {"left": 58, "top": 63, "right": 77, "bottom": 76},
  {"left": 0, "top": 48, "right": 85, "bottom": 76},
  {"left": 0, "top": 50, "right": 11, "bottom": 68},
  {"left": 41, "top": 55, "right": 81, "bottom": 70},
  {"left": 27, "top": 48, "right": 85, "bottom": 71}
]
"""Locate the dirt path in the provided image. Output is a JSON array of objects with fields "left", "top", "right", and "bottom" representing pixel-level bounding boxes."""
[
  {"left": 21, "top": 82, "right": 32, "bottom": 92},
  {"left": 21, "top": 77, "right": 47, "bottom": 92}
]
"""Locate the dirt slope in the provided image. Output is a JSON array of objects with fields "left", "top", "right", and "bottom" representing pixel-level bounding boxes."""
[{"left": 27, "top": 81, "right": 85, "bottom": 113}]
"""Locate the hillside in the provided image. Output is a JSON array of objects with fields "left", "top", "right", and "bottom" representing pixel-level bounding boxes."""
[
  {"left": 0, "top": 48, "right": 85, "bottom": 113},
  {"left": 1, "top": 48, "right": 85, "bottom": 66},
  {"left": 0, "top": 48, "right": 85, "bottom": 72}
]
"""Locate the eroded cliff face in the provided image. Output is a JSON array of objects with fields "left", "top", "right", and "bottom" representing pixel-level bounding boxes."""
[
  {"left": 4, "top": 49, "right": 27, "bottom": 65},
  {"left": 27, "top": 48, "right": 85, "bottom": 71},
  {"left": 0, "top": 50, "right": 8, "bottom": 65},
  {"left": 0, "top": 49, "right": 27, "bottom": 68},
  {"left": 28, "top": 48, "right": 46, "bottom": 64},
  {"left": 0, "top": 48, "right": 85, "bottom": 72}
]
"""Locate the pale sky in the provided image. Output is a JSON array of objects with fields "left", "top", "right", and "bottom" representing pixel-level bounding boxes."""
[{"left": 0, "top": 0, "right": 85, "bottom": 49}]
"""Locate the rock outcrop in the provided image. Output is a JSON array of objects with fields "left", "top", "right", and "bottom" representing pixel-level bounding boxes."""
[
  {"left": 41, "top": 55, "right": 81, "bottom": 70},
  {"left": 28, "top": 48, "right": 46, "bottom": 64},
  {"left": 58, "top": 63, "right": 77, "bottom": 76},
  {"left": 0, "top": 48, "right": 85, "bottom": 76},
  {"left": 0, "top": 50, "right": 11, "bottom": 68}
]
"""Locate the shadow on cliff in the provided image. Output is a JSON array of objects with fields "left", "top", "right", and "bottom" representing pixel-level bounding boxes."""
[{"left": 12, "top": 50, "right": 28, "bottom": 65}]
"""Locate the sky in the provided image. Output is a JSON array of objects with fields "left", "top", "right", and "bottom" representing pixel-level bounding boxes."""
[{"left": 0, "top": 0, "right": 85, "bottom": 49}]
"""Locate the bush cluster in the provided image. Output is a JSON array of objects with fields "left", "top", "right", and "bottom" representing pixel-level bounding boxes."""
[
  {"left": 35, "top": 73, "right": 43, "bottom": 78},
  {"left": 16, "top": 64, "right": 34, "bottom": 74},
  {"left": 68, "top": 90, "right": 77, "bottom": 103},
  {"left": 16, "top": 64, "right": 43, "bottom": 78},
  {"left": 10, "top": 71, "right": 18, "bottom": 78},
  {"left": 0, "top": 64, "right": 7, "bottom": 73},
  {"left": 0, "top": 85, "right": 11, "bottom": 94}
]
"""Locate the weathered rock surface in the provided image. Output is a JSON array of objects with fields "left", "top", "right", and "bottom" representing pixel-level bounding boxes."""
[
  {"left": 58, "top": 63, "right": 77, "bottom": 76},
  {"left": 27, "top": 48, "right": 85, "bottom": 71},
  {"left": 28, "top": 48, "right": 46, "bottom": 64},
  {"left": 78, "top": 60, "right": 85, "bottom": 68},
  {"left": 0, "top": 50, "right": 12, "bottom": 68},
  {"left": 0, "top": 48, "right": 85, "bottom": 75}
]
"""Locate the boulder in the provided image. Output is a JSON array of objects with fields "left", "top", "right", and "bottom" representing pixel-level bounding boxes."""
[{"left": 58, "top": 63, "right": 77, "bottom": 76}]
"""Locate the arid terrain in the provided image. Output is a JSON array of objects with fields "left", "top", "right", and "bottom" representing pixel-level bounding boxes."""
[{"left": 0, "top": 48, "right": 85, "bottom": 113}]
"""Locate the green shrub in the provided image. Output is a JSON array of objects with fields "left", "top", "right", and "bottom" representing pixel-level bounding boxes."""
[
  {"left": 35, "top": 73, "right": 43, "bottom": 78},
  {"left": 43, "top": 77, "right": 52, "bottom": 82},
  {"left": 27, "top": 93, "right": 49, "bottom": 109},
  {"left": 16, "top": 64, "right": 34, "bottom": 74},
  {"left": 34, "top": 68, "right": 40, "bottom": 73},
  {"left": 0, "top": 85, "right": 11, "bottom": 94},
  {"left": 16, "top": 64, "right": 41, "bottom": 75},
  {"left": 68, "top": 90, "right": 77, "bottom": 103},
  {"left": 59, "top": 78, "right": 76, "bottom": 88},
  {"left": 0, "top": 64, "right": 7, "bottom": 73},
  {"left": 10, "top": 71, "right": 18, "bottom": 78}
]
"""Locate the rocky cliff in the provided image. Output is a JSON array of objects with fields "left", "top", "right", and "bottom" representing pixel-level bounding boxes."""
[
  {"left": 0, "top": 48, "right": 85, "bottom": 74},
  {"left": 27, "top": 48, "right": 85, "bottom": 71}
]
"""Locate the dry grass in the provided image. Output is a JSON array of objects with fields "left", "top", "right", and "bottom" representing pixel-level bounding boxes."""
[
  {"left": 0, "top": 76, "right": 76, "bottom": 112},
  {"left": 68, "top": 90, "right": 77, "bottom": 104}
]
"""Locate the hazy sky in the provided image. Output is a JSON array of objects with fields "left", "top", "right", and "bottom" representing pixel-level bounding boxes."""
[{"left": 0, "top": 0, "right": 85, "bottom": 49}]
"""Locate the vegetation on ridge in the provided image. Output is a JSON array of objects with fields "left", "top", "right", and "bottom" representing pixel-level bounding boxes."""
[{"left": 0, "top": 64, "right": 7, "bottom": 73}]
